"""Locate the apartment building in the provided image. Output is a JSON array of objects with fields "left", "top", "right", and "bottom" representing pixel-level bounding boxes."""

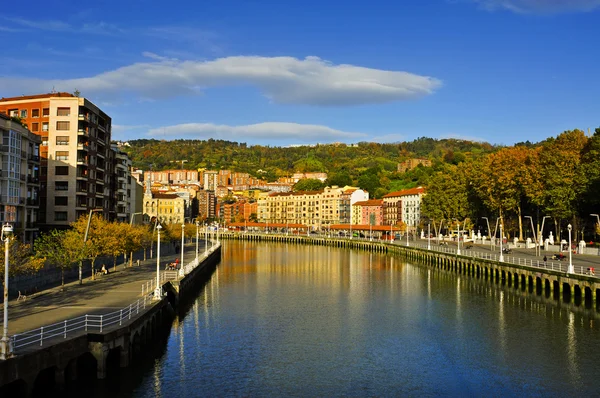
[
  {"left": 354, "top": 199, "right": 384, "bottom": 225},
  {"left": 143, "top": 181, "right": 189, "bottom": 224},
  {"left": 221, "top": 200, "right": 257, "bottom": 224},
  {"left": 144, "top": 169, "right": 199, "bottom": 185},
  {"left": 258, "top": 186, "right": 367, "bottom": 229},
  {"left": 382, "top": 187, "right": 425, "bottom": 229},
  {"left": 0, "top": 93, "right": 115, "bottom": 227},
  {"left": 112, "top": 145, "right": 136, "bottom": 223},
  {"left": 196, "top": 189, "right": 217, "bottom": 221},
  {"left": 0, "top": 113, "right": 41, "bottom": 242}
]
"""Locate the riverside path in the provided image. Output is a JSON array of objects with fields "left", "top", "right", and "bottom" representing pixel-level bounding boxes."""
[{"left": 0, "top": 242, "right": 203, "bottom": 337}]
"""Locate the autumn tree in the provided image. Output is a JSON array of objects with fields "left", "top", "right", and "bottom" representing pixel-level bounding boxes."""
[
  {"left": 72, "top": 214, "right": 110, "bottom": 280},
  {"left": 0, "top": 238, "right": 45, "bottom": 291},
  {"left": 35, "top": 229, "right": 86, "bottom": 290}
]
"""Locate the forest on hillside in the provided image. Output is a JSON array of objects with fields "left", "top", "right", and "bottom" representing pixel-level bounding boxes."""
[{"left": 120, "top": 137, "right": 500, "bottom": 197}]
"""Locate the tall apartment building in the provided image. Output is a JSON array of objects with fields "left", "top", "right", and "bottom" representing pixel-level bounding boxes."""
[
  {"left": 196, "top": 189, "right": 217, "bottom": 221},
  {"left": 0, "top": 113, "right": 41, "bottom": 243},
  {"left": 397, "top": 158, "right": 432, "bottom": 173},
  {"left": 0, "top": 93, "right": 115, "bottom": 227},
  {"left": 112, "top": 145, "right": 137, "bottom": 223}
]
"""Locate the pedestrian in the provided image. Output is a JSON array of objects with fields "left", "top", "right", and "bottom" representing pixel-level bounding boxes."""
[
  {"left": 136, "top": 259, "right": 140, "bottom": 267},
  {"left": 543, "top": 255, "right": 547, "bottom": 265}
]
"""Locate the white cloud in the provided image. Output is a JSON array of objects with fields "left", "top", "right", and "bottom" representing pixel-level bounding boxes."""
[
  {"left": 470, "top": 0, "right": 600, "bottom": 13},
  {"left": 147, "top": 122, "right": 369, "bottom": 143},
  {"left": 0, "top": 55, "right": 441, "bottom": 106}
]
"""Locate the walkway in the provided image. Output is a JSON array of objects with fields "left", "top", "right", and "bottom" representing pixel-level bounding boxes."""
[{"left": 1, "top": 241, "right": 210, "bottom": 336}]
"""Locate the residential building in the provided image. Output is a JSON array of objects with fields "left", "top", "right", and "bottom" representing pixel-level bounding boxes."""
[
  {"left": 0, "top": 113, "right": 41, "bottom": 243},
  {"left": 354, "top": 199, "right": 384, "bottom": 225},
  {"left": 258, "top": 186, "right": 366, "bottom": 229},
  {"left": 112, "top": 145, "right": 135, "bottom": 223},
  {"left": 142, "top": 181, "right": 189, "bottom": 224},
  {"left": 382, "top": 187, "right": 425, "bottom": 229},
  {"left": 196, "top": 189, "right": 217, "bottom": 222},
  {"left": 0, "top": 92, "right": 114, "bottom": 226}
]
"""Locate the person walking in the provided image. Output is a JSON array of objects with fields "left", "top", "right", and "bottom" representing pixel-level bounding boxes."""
[{"left": 543, "top": 255, "right": 547, "bottom": 265}]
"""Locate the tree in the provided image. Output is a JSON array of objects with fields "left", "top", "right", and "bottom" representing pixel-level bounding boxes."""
[
  {"left": 104, "top": 223, "right": 129, "bottom": 272},
  {"left": 0, "top": 238, "right": 44, "bottom": 290},
  {"left": 35, "top": 229, "right": 86, "bottom": 290},
  {"left": 72, "top": 214, "right": 110, "bottom": 280},
  {"left": 325, "top": 171, "right": 353, "bottom": 187},
  {"left": 293, "top": 178, "right": 325, "bottom": 192},
  {"left": 421, "top": 164, "right": 472, "bottom": 235}
]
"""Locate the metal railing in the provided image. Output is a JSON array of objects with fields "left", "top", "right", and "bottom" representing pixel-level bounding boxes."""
[
  {"left": 10, "top": 292, "right": 153, "bottom": 353},
  {"left": 9, "top": 242, "right": 221, "bottom": 355}
]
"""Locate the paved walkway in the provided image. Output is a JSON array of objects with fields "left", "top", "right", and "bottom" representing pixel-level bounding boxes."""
[{"left": 1, "top": 242, "right": 210, "bottom": 336}]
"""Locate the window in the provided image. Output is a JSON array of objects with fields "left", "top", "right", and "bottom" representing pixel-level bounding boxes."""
[
  {"left": 56, "top": 136, "right": 69, "bottom": 145},
  {"left": 42, "top": 108, "right": 49, "bottom": 117},
  {"left": 55, "top": 166, "right": 69, "bottom": 175},
  {"left": 56, "top": 121, "right": 70, "bottom": 130},
  {"left": 55, "top": 197, "right": 68, "bottom": 206},
  {"left": 20, "top": 109, "right": 28, "bottom": 118},
  {"left": 42, "top": 122, "right": 49, "bottom": 131},
  {"left": 31, "top": 109, "right": 40, "bottom": 118},
  {"left": 31, "top": 122, "right": 39, "bottom": 132},
  {"left": 57, "top": 107, "right": 70, "bottom": 116},
  {"left": 55, "top": 212, "right": 68, "bottom": 221},
  {"left": 55, "top": 181, "right": 68, "bottom": 191},
  {"left": 55, "top": 151, "right": 69, "bottom": 161}
]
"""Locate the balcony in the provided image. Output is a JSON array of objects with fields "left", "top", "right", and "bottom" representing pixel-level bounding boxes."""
[
  {"left": 77, "top": 128, "right": 89, "bottom": 136},
  {"left": 77, "top": 143, "right": 89, "bottom": 151},
  {"left": 28, "top": 154, "right": 40, "bottom": 162},
  {"left": 26, "top": 198, "right": 39, "bottom": 206},
  {"left": 76, "top": 199, "right": 87, "bottom": 208},
  {"left": 78, "top": 114, "right": 90, "bottom": 122},
  {"left": 27, "top": 176, "right": 39, "bottom": 184}
]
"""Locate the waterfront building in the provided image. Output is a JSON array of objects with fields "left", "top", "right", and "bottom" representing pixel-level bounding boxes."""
[
  {"left": 382, "top": 187, "right": 425, "bottom": 230},
  {"left": 354, "top": 199, "right": 384, "bottom": 226},
  {"left": 142, "top": 180, "right": 189, "bottom": 224},
  {"left": 0, "top": 92, "right": 117, "bottom": 227},
  {"left": 257, "top": 186, "right": 367, "bottom": 229},
  {"left": 0, "top": 113, "right": 41, "bottom": 243},
  {"left": 196, "top": 189, "right": 217, "bottom": 222}
]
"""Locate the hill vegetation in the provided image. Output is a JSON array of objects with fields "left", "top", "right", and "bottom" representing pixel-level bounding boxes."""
[{"left": 121, "top": 137, "right": 500, "bottom": 198}]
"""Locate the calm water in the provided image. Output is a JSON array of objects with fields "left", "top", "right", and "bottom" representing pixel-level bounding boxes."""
[{"left": 122, "top": 241, "right": 599, "bottom": 397}]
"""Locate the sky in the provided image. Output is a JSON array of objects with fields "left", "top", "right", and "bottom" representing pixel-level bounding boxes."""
[{"left": 1, "top": 0, "right": 599, "bottom": 146}]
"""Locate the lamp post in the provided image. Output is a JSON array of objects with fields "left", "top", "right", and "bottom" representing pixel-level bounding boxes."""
[
  {"left": 499, "top": 223, "right": 504, "bottom": 262},
  {"left": 129, "top": 212, "right": 143, "bottom": 225},
  {"left": 567, "top": 224, "right": 573, "bottom": 273},
  {"left": 456, "top": 222, "right": 461, "bottom": 255},
  {"left": 524, "top": 216, "right": 537, "bottom": 257},
  {"left": 0, "top": 223, "right": 14, "bottom": 359},
  {"left": 406, "top": 225, "right": 409, "bottom": 247},
  {"left": 482, "top": 217, "right": 492, "bottom": 251},
  {"left": 154, "top": 224, "right": 162, "bottom": 300},
  {"left": 181, "top": 223, "right": 185, "bottom": 269},
  {"left": 204, "top": 224, "right": 208, "bottom": 256},
  {"left": 427, "top": 223, "right": 431, "bottom": 250},
  {"left": 540, "top": 215, "right": 550, "bottom": 249},
  {"left": 195, "top": 221, "right": 200, "bottom": 261},
  {"left": 84, "top": 208, "right": 103, "bottom": 281}
]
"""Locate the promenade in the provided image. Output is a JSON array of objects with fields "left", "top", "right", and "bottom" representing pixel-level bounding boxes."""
[
  {"left": 3, "top": 236, "right": 600, "bottom": 338},
  {"left": 1, "top": 242, "right": 205, "bottom": 336}
]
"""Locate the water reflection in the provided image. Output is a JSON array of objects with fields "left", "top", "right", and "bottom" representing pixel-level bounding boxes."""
[{"left": 128, "top": 241, "right": 600, "bottom": 397}]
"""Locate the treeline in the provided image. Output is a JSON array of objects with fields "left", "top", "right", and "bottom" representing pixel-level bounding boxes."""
[
  {"left": 2, "top": 216, "right": 200, "bottom": 289},
  {"left": 121, "top": 137, "right": 499, "bottom": 197},
  {"left": 421, "top": 128, "right": 600, "bottom": 244}
]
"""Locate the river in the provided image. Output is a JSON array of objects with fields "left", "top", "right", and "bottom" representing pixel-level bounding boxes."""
[{"left": 113, "top": 241, "right": 599, "bottom": 397}]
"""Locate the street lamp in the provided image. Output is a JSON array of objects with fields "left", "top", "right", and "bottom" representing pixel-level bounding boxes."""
[
  {"left": 456, "top": 222, "right": 461, "bottom": 255},
  {"left": 84, "top": 208, "right": 103, "bottom": 281},
  {"left": 567, "top": 224, "right": 573, "bottom": 273},
  {"left": 154, "top": 224, "right": 162, "bottom": 300},
  {"left": 0, "top": 223, "right": 13, "bottom": 359},
  {"left": 524, "top": 216, "right": 537, "bottom": 257},
  {"left": 204, "top": 224, "right": 208, "bottom": 256},
  {"left": 482, "top": 217, "right": 493, "bottom": 251},
  {"left": 540, "top": 215, "right": 550, "bottom": 249},
  {"left": 129, "top": 212, "right": 143, "bottom": 225},
  {"left": 406, "top": 225, "right": 409, "bottom": 247},
  {"left": 195, "top": 221, "right": 200, "bottom": 261},
  {"left": 427, "top": 223, "right": 431, "bottom": 250},
  {"left": 499, "top": 222, "right": 504, "bottom": 262},
  {"left": 181, "top": 223, "right": 185, "bottom": 269}
]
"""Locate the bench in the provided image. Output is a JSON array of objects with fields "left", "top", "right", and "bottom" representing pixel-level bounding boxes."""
[{"left": 17, "top": 291, "right": 27, "bottom": 301}]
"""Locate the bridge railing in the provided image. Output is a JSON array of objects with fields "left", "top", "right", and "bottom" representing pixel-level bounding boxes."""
[{"left": 10, "top": 292, "right": 153, "bottom": 353}]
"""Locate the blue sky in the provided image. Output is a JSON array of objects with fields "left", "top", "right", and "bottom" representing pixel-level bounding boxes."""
[{"left": 1, "top": 0, "right": 599, "bottom": 146}]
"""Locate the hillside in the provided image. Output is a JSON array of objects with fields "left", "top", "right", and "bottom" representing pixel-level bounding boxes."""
[{"left": 120, "top": 137, "right": 501, "bottom": 197}]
